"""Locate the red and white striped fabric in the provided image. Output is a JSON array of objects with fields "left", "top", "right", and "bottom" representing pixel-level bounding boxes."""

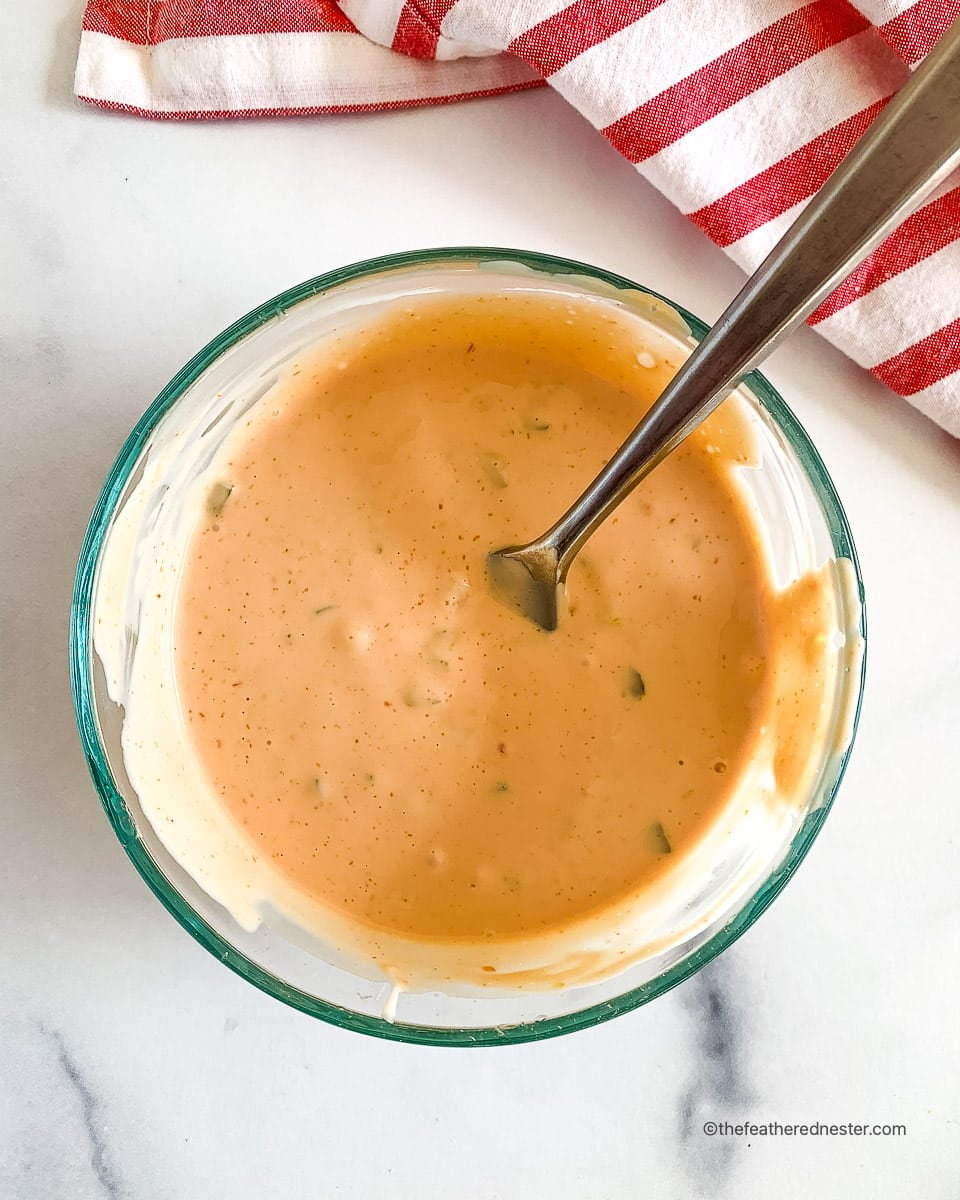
[{"left": 76, "top": 1, "right": 960, "bottom": 435}]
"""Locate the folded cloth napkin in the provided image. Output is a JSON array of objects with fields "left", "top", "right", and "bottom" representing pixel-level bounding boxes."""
[{"left": 76, "top": 1, "right": 960, "bottom": 436}]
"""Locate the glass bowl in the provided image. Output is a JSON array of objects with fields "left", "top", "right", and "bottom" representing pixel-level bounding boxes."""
[{"left": 70, "top": 248, "right": 866, "bottom": 1045}]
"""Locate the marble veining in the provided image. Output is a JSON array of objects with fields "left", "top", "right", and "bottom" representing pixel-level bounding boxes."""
[
  {"left": 0, "top": 1016, "right": 129, "bottom": 1200},
  {"left": 676, "top": 961, "right": 752, "bottom": 1194},
  {"left": 44, "top": 1025, "right": 128, "bottom": 1200}
]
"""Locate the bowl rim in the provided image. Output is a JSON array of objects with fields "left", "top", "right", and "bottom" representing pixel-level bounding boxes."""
[{"left": 70, "top": 246, "right": 867, "bottom": 1046}]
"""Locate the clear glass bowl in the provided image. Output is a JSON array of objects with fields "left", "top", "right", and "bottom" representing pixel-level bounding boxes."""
[{"left": 70, "top": 248, "right": 866, "bottom": 1045}]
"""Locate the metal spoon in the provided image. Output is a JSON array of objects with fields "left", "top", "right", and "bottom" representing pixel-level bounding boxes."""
[{"left": 488, "top": 21, "right": 960, "bottom": 630}]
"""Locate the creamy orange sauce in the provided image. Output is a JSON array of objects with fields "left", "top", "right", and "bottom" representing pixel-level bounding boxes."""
[{"left": 172, "top": 291, "right": 835, "bottom": 961}]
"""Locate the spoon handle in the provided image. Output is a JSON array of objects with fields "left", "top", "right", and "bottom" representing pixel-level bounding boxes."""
[{"left": 548, "top": 19, "right": 960, "bottom": 571}]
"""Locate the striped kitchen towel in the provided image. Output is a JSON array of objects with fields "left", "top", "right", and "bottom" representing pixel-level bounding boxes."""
[{"left": 76, "top": 1, "right": 960, "bottom": 436}]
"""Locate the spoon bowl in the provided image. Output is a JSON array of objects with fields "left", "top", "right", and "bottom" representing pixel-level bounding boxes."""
[{"left": 485, "top": 541, "right": 563, "bottom": 631}]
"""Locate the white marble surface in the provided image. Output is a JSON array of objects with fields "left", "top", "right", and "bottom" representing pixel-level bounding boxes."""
[{"left": 3, "top": 4, "right": 960, "bottom": 1197}]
